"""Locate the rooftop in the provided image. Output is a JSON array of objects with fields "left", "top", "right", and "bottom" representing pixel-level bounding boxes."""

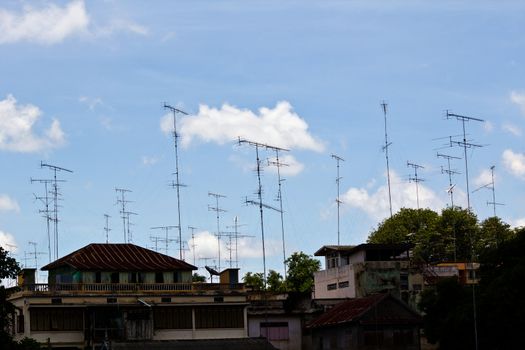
[{"left": 314, "top": 243, "right": 412, "bottom": 257}]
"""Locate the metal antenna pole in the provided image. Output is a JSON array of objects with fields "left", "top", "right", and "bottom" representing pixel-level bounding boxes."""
[
  {"left": 40, "top": 162, "right": 72, "bottom": 260},
  {"left": 268, "top": 149, "right": 289, "bottom": 276},
  {"left": 27, "top": 241, "right": 45, "bottom": 283},
  {"left": 104, "top": 214, "right": 111, "bottom": 243},
  {"left": 407, "top": 162, "right": 425, "bottom": 210},
  {"left": 225, "top": 217, "right": 253, "bottom": 269},
  {"left": 31, "top": 178, "right": 57, "bottom": 262},
  {"left": 473, "top": 165, "right": 504, "bottom": 217},
  {"left": 188, "top": 226, "right": 198, "bottom": 266},
  {"left": 151, "top": 226, "right": 178, "bottom": 255},
  {"left": 208, "top": 192, "right": 227, "bottom": 271},
  {"left": 164, "top": 104, "right": 188, "bottom": 260},
  {"left": 331, "top": 154, "right": 344, "bottom": 245},
  {"left": 446, "top": 111, "right": 484, "bottom": 211},
  {"left": 437, "top": 153, "right": 461, "bottom": 208},
  {"left": 115, "top": 188, "right": 132, "bottom": 243},
  {"left": 381, "top": 101, "right": 393, "bottom": 217}
]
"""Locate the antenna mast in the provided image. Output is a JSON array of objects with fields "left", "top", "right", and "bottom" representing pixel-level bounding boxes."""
[
  {"left": 188, "top": 226, "right": 198, "bottom": 266},
  {"left": 437, "top": 153, "right": 461, "bottom": 208},
  {"left": 40, "top": 162, "right": 73, "bottom": 260},
  {"left": 473, "top": 165, "right": 504, "bottom": 217},
  {"left": 27, "top": 241, "right": 45, "bottom": 283},
  {"left": 381, "top": 101, "right": 393, "bottom": 217},
  {"left": 407, "top": 161, "right": 425, "bottom": 210},
  {"left": 268, "top": 149, "right": 289, "bottom": 276},
  {"left": 103, "top": 214, "right": 111, "bottom": 243},
  {"left": 208, "top": 192, "right": 227, "bottom": 271},
  {"left": 164, "top": 103, "right": 188, "bottom": 260},
  {"left": 115, "top": 188, "right": 136, "bottom": 243},
  {"left": 31, "top": 178, "right": 56, "bottom": 262},
  {"left": 150, "top": 226, "right": 178, "bottom": 256},
  {"left": 446, "top": 111, "right": 485, "bottom": 211},
  {"left": 331, "top": 154, "right": 344, "bottom": 245},
  {"left": 225, "top": 216, "right": 253, "bottom": 269}
]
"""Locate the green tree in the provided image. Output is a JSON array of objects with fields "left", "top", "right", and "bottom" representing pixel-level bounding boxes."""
[
  {"left": 266, "top": 270, "right": 284, "bottom": 292},
  {"left": 435, "top": 207, "right": 479, "bottom": 261},
  {"left": 285, "top": 252, "right": 320, "bottom": 292},
  {"left": 0, "top": 247, "right": 22, "bottom": 348},
  {"left": 242, "top": 272, "right": 264, "bottom": 290},
  {"left": 192, "top": 273, "right": 206, "bottom": 282},
  {"left": 478, "top": 216, "right": 513, "bottom": 251}
]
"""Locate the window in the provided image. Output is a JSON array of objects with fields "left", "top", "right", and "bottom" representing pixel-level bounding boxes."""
[
  {"left": 17, "top": 315, "right": 24, "bottom": 333},
  {"left": 154, "top": 307, "right": 192, "bottom": 329},
  {"left": 129, "top": 272, "right": 137, "bottom": 283},
  {"left": 155, "top": 272, "right": 164, "bottom": 283},
  {"left": 161, "top": 297, "right": 171, "bottom": 303},
  {"left": 195, "top": 306, "right": 244, "bottom": 329},
  {"left": 400, "top": 272, "right": 409, "bottom": 290},
  {"left": 110, "top": 272, "right": 119, "bottom": 283},
  {"left": 30, "top": 308, "right": 83, "bottom": 331},
  {"left": 393, "top": 328, "right": 414, "bottom": 345},
  {"left": 261, "top": 322, "right": 289, "bottom": 341},
  {"left": 327, "top": 283, "right": 337, "bottom": 291},
  {"left": 338, "top": 281, "right": 349, "bottom": 288},
  {"left": 95, "top": 271, "right": 101, "bottom": 283}
]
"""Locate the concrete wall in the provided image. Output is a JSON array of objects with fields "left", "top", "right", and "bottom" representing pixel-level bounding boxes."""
[
  {"left": 248, "top": 315, "right": 303, "bottom": 350},
  {"left": 313, "top": 265, "right": 356, "bottom": 299}
]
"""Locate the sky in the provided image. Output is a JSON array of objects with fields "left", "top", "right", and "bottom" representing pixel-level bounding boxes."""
[{"left": 1, "top": 0, "right": 525, "bottom": 283}]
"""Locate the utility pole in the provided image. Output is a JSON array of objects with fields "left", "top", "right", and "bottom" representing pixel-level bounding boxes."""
[
  {"left": 381, "top": 101, "right": 393, "bottom": 217},
  {"left": 208, "top": 192, "right": 227, "bottom": 271},
  {"left": 150, "top": 226, "right": 178, "bottom": 256},
  {"left": 331, "top": 154, "right": 344, "bottom": 245},
  {"left": 40, "top": 162, "right": 73, "bottom": 260},
  {"left": 268, "top": 149, "right": 289, "bottom": 276},
  {"left": 103, "top": 214, "right": 111, "bottom": 243},
  {"left": 407, "top": 162, "right": 425, "bottom": 210},
  {"left": 446, "top": 111, "right": 485, "bottom": 211},
  {"left": 164, "top": 103, "right": 188, "bottom": 260},
  {"left": 437, "top": 153, "right": 461, "bottom": 208}
]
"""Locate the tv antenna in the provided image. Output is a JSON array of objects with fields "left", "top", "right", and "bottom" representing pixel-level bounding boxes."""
[
  {"left": 188, "top": 226, "right": 198, "bottom": 266},
  {"left": 268, "top": 149, "right": 289, "bottom": 276},
  {"left": 381, "top": 101, "right": 393, "bottom": 217},
  {"left": 149, "top": 235, "right": 163, "bottom": 252},
  {"left": 225, "top": 216, "right": 254, "bottom": 268},
  {"left": 164, "top": 103, "right": 188, "bottom": 260},
  {"left": 407, "top": 162, "right": 425, "bottom": 210},
  {"left": 331, "top": 154, "right": 344, "bottom": 245},
  {"left": 31, "top": 178, "right": 58, "bottom": 262},
  {"left": 208, "top": 192, "right": 227, "bottom": 271},
  {"left": 150, "top": 225, "right": 179, "bottom": 256},
  {"left": 115, "top": 188, "right": 136, "bottom": 243},
  {"left": 103, "top": 214, "right": 111, "bottom": 243},
  {"left": 446, "top": 111, "right": 485, "bottom": 211},
  {"left": 40, "top": 162, "right": 73, "bottom": 260},
  {"left": 473, "top": 165, "right": 504, "bottom": 217},
  {"left": 238, "top": 137, "right": 288, "bottom": 290},
  {"left": 27, "top": 241, "right": 46, "bottom": 283},
  {"left": 437, "top": 153, "right": 461, "bottom": 208}
]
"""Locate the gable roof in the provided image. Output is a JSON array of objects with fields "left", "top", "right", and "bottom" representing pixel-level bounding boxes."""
[
  {"left": 41, "top": 243, "right": 197, "bottom": 272},
  {"left": 307, "top": 293, "right": 421, "bottom": 329}
]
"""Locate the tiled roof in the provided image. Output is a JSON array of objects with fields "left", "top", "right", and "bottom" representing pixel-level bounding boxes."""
[
  {"left": 307, "top": 293, "right": 421, "bottom": 329},
  {"left": 41, "top": 243, "right": 196, "bottom": 272}
]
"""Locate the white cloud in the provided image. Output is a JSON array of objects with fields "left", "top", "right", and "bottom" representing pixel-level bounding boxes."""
[
  {"left": 141, "top": 155, "right": 159, "bottom": 166},
  {"left": 502, "top": 149, "right": 525, "bottom": 179},
  {"left": 162, "top": 101, "right": 324, "bottom": 152},
  {"left": 502, "top": 123, "right": 522, "bottom": 136},
  {"left": 510, "top": 90, "right": 525, "bottom": 116},
  {"left": 474, "top": 168, "right": 495, "bottom": 187},
  {"left": 0, "top": 194, "right": 20, "bottom": 213},
  {"left": 95, "top": 19, "right": 149, "bottom": 37},
  {"left": 0, "top": 95, "right": 65, "bottom": 152},
  {"left": 340, "top": 171, "right": 445, "bottom": 221},
  {"left": 79, "top": 96, "right": 102, "bottom": 110},
  {"left": 0, "top": 0, "right": 89, "bottom": 44},
  {"left": 483, "top": 121, "right": 494, "bottom": 132},
  {"left": 509, "top": 217, "right": 525, "bottom": 228},
  {"left": 0, "top": 230, "right": 17, "bottom": 252}
]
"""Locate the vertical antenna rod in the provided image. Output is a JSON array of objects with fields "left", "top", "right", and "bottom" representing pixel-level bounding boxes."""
[
  {"left": 103, "top": 214, "right": 111, "bottom": 243},
  {"left": 268, "top": 149, "right": 289, "bottom": 276},
  {"left": 40, "top": 162, "right": 73, "bottom": 260},
  {"left": 188, "top": 226, "right": 198, "bottom": 266},
  {"left": 208, "top": 192, "right": 226, "bottom": 271},
  {"left": 473, "top": 165, "right": 504, "bottom": 217},
  {"left": 446, "top": 111, "right": 484, "bottom": 211},
  {"left": 164, "top": 104, "right": 188, "bottom": 260},
  {"left": 115, "top": 188, "right": 132, "bottom": 242},
  {"left": 407, "top": 162, "right": 425, "bottom": 210},
  {"left": 331, "top": 154, "right": 344, "bottom": 245},
  {"left": 381, "top": 101, "right": 393, "bottom": 217},
  {"left": 31, "top": 178, "right": 57, "bottom": 262},
  {"left": 150, "top": 226, "right": 178, "bottom": 256},
  {"left": 437, "top": 153, "right": 461, "bottom": 208}
]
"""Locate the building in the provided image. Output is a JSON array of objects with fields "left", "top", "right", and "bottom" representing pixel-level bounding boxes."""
[
  {"left": 423, "top": 262, "right": 480, "bottom": 285},
  {"left": 8, "top": 243, "right": 250, "bottom": 349},
  {"left": 307, "top": 293, "right": 422, "bottom": 350},
  {"left": 313, "top": 244, "right": 423, "bottom": 306}
]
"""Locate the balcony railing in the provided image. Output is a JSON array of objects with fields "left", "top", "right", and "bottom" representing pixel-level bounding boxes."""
[{"left": 19, "top": 282, "right": 244, "bottom": 294}]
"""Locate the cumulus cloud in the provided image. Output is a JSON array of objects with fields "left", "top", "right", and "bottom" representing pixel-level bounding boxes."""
[
  {"left": 474, "top": 168, "right": 495, "bottom": 187},
  {"left": 502, "top": 123, "right": 522, "bottom": 136},
  {"left": 0, "top": 195, "right": 20, "bottom": 213},
  {"left": 0, "top": 95, "right": 65, "bottom": 153},
  {"left": 0, "top": 230, "right": 17, "bottom": 252},
  {"left": 510, "top": 90, "right": 525, "bottom": 116},
  {"left": 509, "top": 217, "right": 525, "bottom": 228},
  {"left": 0, "top": 0, "right": 89, "bottom": 44},
  {"left": 502, "top": 149, "right": 525, "bottom": 179},
  {"left": 0, "top": 1, "right": 148, "bottom": 45},
  {"left": 340, "top": 171, "right": 446, "bottom": 221},
  {"left": 161, "top": 101, "right": 324, "bottom": 152}
]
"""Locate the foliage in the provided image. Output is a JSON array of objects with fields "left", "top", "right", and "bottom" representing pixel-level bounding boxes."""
[
  {"left": 192, "top": 273, "right": 206, "bottom": 282},
  {"left": 242, "top": 272, "right": 264, "bottom": 290},
  {"left": 0, "top": 247, "right": 20, "bottom": 280},
  {"left": 266, "top": 270, "right": 284, "bottom": 292},
  {"left": 284, "top": 252, "right": 320, "bottom": 292}
]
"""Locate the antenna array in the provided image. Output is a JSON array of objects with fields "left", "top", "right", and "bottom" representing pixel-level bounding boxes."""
[
  {"left": 473, "top": 165, "right": 504, "bottom": 217},
  {"left": 103, "top": 214, "right": 111, "bottom": 244},
  {"left": 150, "top": 225, "right": 179, "bottom": 256},
  {"left": 407, "top": 161, "right": 424, "bottom": 210},
  {"left": 208, "top": 192, "right": 227, "bottom": 271},
  {"left": 331, "top": 154, "right": 344, "bottom": 245},
  {"left": 437, "top": 153, "right": 461, "bottom": 208},
  {"left": 381, "top": 101, "right": 394, "bottom": 217},
  {"left": 115, "top": 188, "right": 137, "bottom": 243}
]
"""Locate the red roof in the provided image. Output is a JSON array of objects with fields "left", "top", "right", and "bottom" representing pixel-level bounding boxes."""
[
  {"left": 307, "top": 294, "right": 421, "bottom": 329},
  {"left": 41, "top": 243, "right": 196, "bottom": 272}
]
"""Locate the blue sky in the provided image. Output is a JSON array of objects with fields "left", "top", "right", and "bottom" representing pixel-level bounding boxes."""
[{"left": 1, "top": 0, "right": 524, "bottom": 282}]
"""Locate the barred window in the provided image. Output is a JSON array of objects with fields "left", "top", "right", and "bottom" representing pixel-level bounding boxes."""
[
  {"left": 260, "top": 322, "right": 289, "bottom": 340},
  {"left": 30, "top": 308, "right": 83, "bottom": 331},
  {"left": 153, "top": 307, "right": 192, "bottom": 329},
  {"left": 195, "top": 306, "right": 244, "bottom": 329}
]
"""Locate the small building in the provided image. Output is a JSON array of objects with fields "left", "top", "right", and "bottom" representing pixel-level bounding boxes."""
[
  {"left": 307, "top": 293, "right": 422, "bottom": 350},
  {"left": 423, "top": 262, "right": 480, "bottom": 285},
  {"left": 313, "top": 244, "right": 423, "bottom": 307},
  {"left": 8, "top": 243, "right": 249, "bottom": 349}
]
